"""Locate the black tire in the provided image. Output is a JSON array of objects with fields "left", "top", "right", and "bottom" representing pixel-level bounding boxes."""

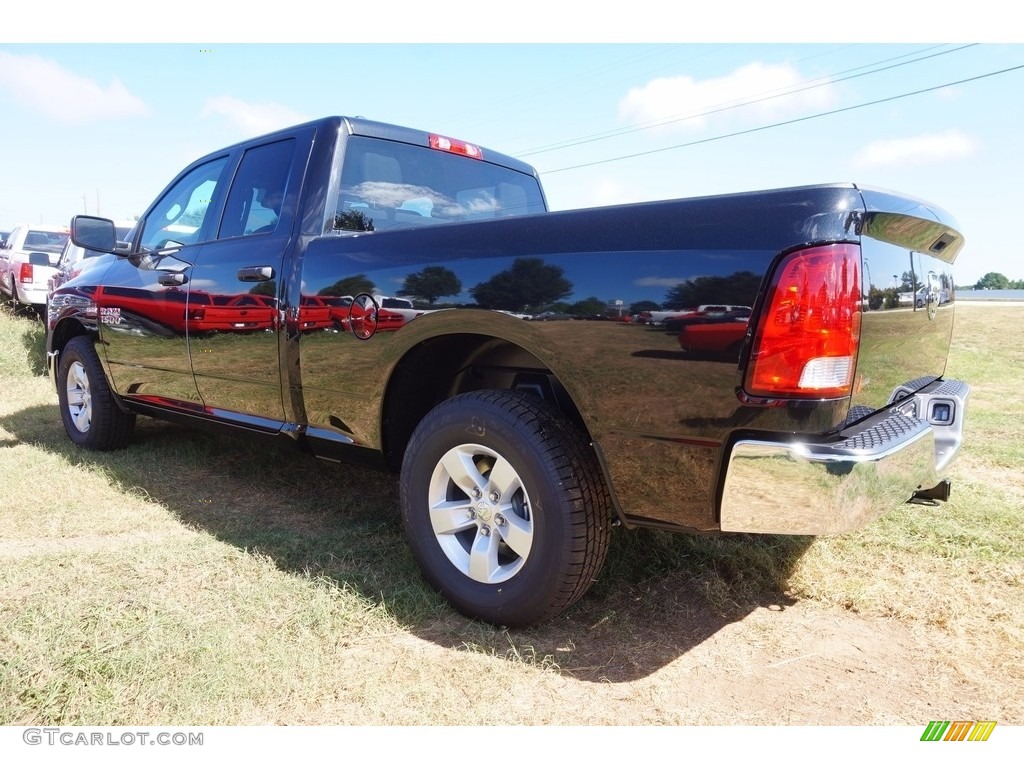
[
  {"left": 400, "top": 389, "right": 612, "bottom": 627},
  {"left": 6, "top": 272, "right": 21, "bottom": 307},
  {"left": 57, "top": 335, "right": 136, "bottom": 450}
]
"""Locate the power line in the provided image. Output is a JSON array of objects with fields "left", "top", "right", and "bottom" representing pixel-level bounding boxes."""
[
  {"left": 541, "top": 63, "right": 1024, "bottom": 175},
  {"left": 520, "top": 44, "right": 973, "bottom": 157}
]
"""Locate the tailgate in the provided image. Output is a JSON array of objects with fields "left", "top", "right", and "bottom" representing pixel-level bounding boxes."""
[
  {"left": 852, "top": 187, "right": 964, "bottom": 412},
  {"left": 850, "top": 186, "right": 968, "bottom": 472}
]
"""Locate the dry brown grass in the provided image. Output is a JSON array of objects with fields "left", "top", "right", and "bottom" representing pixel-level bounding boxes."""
[{"left": 1, "top": 302, "right": 1021, "bottom": 726}]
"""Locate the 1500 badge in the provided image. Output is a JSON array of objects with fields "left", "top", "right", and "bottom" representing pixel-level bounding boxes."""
[{"left": 100, "top": 307, "right": 122, "bottom": 325}]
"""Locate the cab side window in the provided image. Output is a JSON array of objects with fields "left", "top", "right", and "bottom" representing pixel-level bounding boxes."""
[
  {"left": 139, "top": 157, "right": 229, "bottom": 252},
  {"left": 218, "top": 140, "right": 296, "bottom": 239}
]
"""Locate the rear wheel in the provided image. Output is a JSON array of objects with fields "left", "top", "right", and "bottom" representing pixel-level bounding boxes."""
[
  {"left": 57, "top": 336, "right": 135, "bottom": 450},
  {"left": 5, "top": 272, "right": 20, "bottom": 307},
  {"left": 400, "top": 390, "right": 611, "bottom": 626}
]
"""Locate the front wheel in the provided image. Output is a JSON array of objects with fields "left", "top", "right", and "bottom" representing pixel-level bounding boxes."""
[
  {"left": 400, "top": 390, "right": 612, "bottom": 627},
  {"left": 57, "top": 335, "right": 136, "bottom": 450}
]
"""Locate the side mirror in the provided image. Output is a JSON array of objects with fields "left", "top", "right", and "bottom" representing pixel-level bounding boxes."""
[{"left": 71, "top": 215, "right": 117, "bottom": 253}]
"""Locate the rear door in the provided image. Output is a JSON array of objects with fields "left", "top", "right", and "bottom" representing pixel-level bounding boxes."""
[{"left": 185, "top": 136, "right": 303, "bottom": 426}]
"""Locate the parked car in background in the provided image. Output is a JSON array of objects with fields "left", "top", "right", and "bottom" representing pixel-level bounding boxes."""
[
  {"left": 0, "top": 224, "right": 70, "bottom": 312},
  {"left": 636, "top": 303, "right": 752, "bottom": 328},
  {"left": 664, "top": 305, "right": 752, "bottom": 333},
  {"left": 677, "top": 316, "right": 751, "bottom": 357},
  {"left": 531, "top": 311, "right": 573, "bottom": 321},
  {"left": 372, "top": 294, "right": 424, "bottom": 324}
]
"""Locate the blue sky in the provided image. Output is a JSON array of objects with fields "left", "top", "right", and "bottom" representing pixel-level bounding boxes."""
[{"left": 2, "top": 4, "right": 1022, "bottom": 286}]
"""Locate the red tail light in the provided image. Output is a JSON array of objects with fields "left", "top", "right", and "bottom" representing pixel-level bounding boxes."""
[
  {"left": 19, "top": 263, "right": 34, "bottom": 283},
  {"left": 746, "top": 243, "right": 862, "bottom": 399}
]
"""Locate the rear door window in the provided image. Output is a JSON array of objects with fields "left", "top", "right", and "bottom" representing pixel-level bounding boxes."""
[
  {"left": 331, "top": 136, "right": 545, "bottom": 233},
  {"left": 218, "top": 139, "right": 296, "bottom": 239}
]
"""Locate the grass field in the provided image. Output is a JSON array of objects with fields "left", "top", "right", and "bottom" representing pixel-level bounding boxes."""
[{"left": 1, "top": 301, "right": 1021, "bottom": 726}]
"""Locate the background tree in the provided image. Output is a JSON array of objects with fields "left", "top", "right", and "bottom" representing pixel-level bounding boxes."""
[
  {"left": 568, "top": 296, "right": 608, "bottom": 317},
  {"left": 317, "top": 274, "right": 376, "bottom": 298},
  {"left": 398, "top": 266, "right": 462, "bottom": 305},
  {"left": 868, "top": 286, "right": 900, "bottom": 310},
  {"left": 899, "top": 271, "right": 923, "bottom": 293},
  {"left": 334, "top": 211, "right": 374, "bottom": 232},
  {"left": 663, "top": 271, "right": 762, "bottom": 309},
  {"left": 629, "top": 300, "right": 661, "bottom": 315},
  {"left": 470, "top": 258, "right": 573, "bottom": 311},
  {"left": 975, "top": 272, "right": 1010, "bottom": 290},
  {"left": 249, "top": 280, "right": 277, "bottom": 297}
]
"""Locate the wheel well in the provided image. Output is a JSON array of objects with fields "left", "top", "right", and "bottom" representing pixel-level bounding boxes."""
[
  {"left": 51, "top": 318, "right": 91, "bottom": 355},
  {"left": 49, "top": 319, "right": 92, "bottom": 386},
  {"left": 381, "top": 334, "right": 587, "bottom": 471}
]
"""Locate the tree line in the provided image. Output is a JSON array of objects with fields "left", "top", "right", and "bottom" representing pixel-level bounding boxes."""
[{"left": 969, "top": 272, "right": 1024, "bottom": 290}]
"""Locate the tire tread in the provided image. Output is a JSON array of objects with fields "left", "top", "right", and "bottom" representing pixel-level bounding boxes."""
[
  {"left": 401, "top": 389, "right": 612, "bottom": 626},
  {"left": 57, "top": 335, "right": 135, "bottom": 451}
]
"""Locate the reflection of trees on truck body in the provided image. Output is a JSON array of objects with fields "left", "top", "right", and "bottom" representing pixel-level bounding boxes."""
[
  {"left": 664, "top": 271, "right": 762, "bottom": 310},
  {"left": 318, "top": 274, "right": 375, "bottom": 298},
  {"left": 399, "top": 266, "right": 461, "bottom": 306},
  {"left": 470, "top": 257, "right": 572, "bottom": 312}
]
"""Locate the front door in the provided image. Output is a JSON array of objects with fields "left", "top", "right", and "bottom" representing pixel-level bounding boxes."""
[{"left": 98, "top": 155, "right": 230, "bottom": 409}]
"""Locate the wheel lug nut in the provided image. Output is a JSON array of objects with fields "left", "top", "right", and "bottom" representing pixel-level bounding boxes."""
[
  {"left": 480, "top": 525, "right": 491, "bottom": 537},
  {"left": 469, "top": 509, "right": 477, "bottom": 519},
  {"left": 494, "top": 514, "right": 506, "bottom": 526},
  {"left": 472, "top": 487, "right": 482, "bottom": 499},
  {"left": 489, "top": 491, "right": 500, "bottom": 503}
]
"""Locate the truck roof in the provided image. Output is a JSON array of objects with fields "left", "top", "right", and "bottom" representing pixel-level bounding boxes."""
[{"left": 209, "top": 116, "right": 540, "bottom": 178}]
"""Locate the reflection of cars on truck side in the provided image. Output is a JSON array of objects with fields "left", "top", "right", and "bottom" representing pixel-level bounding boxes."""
[
  {"left": 679, "top": 315, "right": 753, "bottom": 358},
  {"left": 372, "top": 295, "right": 421, "bottom": 322},
  {"left": 663, "top": 305, "right": 752, "bottom": 333},
  {"left": 637, "top": 303, "right": 751, "bottom": 327},
  {"left": 47, "top": 116, "right": 969, "bottom": 627}
]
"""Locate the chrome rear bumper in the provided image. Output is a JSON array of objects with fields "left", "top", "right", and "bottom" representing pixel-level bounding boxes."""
[{"left": 719, "top": 378, "right": 969, "bottom": 535}]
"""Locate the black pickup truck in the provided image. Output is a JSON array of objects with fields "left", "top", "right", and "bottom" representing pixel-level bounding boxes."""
[{"left": 47, "top": 116, "right": 969, "bottom": 626}]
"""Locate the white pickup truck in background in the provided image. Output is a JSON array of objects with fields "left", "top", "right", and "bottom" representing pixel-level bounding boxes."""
[
  {"left": 0, "top": 224, "right": 70, "bottom": 312},
  {"left": 373, "top": 295, "right": 426, "bottom": 322}
]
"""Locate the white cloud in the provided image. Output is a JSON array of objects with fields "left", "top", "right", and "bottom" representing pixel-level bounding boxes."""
[
  {"left": 934, "top": 86, "right": 962, "bottom": 102},
  {"left": 552, "top": 177, "right": 645, "bottom": 210},
  {"left": 852, "top": 130, "right": 978, "bottom": 168},
  {"left": 618, "top": 61, "right": 836, "bottom": 132},
  {"left": 0, "top": 52, "right": 149, "bottom": 122},
  {"left": 201, "top": 96, "right": 309, "bottom": 136}
]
